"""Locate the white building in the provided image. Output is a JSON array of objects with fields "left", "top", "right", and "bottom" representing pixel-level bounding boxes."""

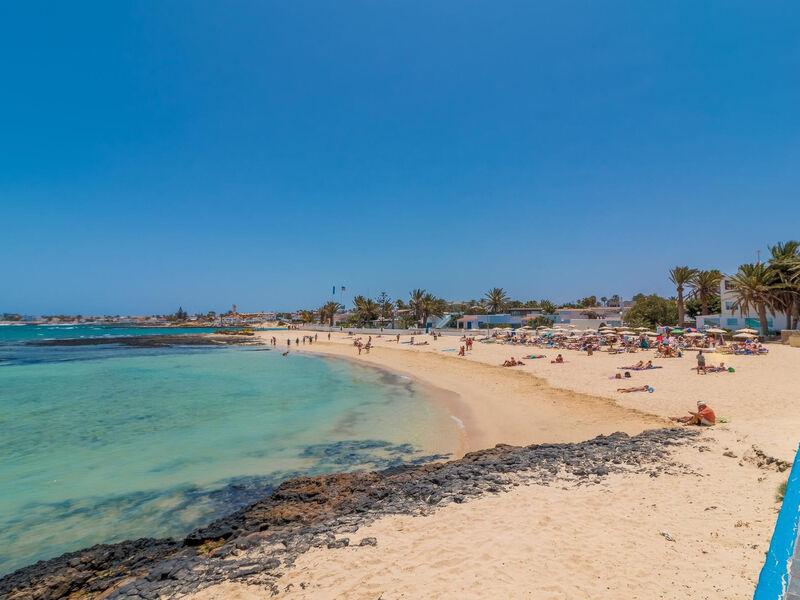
[{"left": 695, "top": 277, "right": 790, "bottom": 333}]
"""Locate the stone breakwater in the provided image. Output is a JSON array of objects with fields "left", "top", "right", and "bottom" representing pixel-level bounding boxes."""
[
  {"left": 24, "top": 335, "right": 261, "bottom": 348},
  {"left": 0, "top": 428, "right": 699, "bottom": 600}
]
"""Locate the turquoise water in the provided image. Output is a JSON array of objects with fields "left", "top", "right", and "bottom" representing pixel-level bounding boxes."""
[
  {"left": 0, "top": 327, "right": 459, "bottom": 575},
  {"left": 0, "top": 324, "right": 263, "bottom": 343}
]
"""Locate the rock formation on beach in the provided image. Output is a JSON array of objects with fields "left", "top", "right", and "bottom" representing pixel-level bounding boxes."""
[{"left": 0, "top": 428, "right": 698, "bottom": 600}]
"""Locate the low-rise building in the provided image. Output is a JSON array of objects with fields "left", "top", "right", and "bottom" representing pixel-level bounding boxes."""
[
  {"left": 696, "top": 277, "right": 791, "bottom": 332},
  {"left": 552, "top": 307, "right": 625, "bottom": 328},
  {"left": 456, "top": 314, "right": 524, "bottom": 330}
]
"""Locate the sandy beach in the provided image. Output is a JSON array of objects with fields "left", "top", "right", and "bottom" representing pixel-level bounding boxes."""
[{"left": 182, "top": 330, "right": 799, "bottom": 600}]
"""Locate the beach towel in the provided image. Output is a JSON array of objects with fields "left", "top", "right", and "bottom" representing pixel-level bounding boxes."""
[
  {"left": 550, "top": 361, "right": 568, "bottom": 364},
  {"left": 524, "top": 355, "right": 546, "bottom": 359}
]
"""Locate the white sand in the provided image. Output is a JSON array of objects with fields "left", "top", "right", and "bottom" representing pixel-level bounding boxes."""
[{"left": 186, "top": 331, "right": 799, "bottom": 599}]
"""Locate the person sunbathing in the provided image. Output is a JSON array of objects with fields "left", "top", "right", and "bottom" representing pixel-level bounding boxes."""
[
  {"left": 621, "top": 361, "right": 645, "bottom": 370},
  {"left": 644, "top": 360, "right": 653, "bottom": 369},
  {"left": 502, "top": 357, "right": 524, "bottom": 367},
  {"left": 617, "top": 384, "right": 652, "bottom": 393},
  {"left": 671, "top": 401, "right": 715, "bottom": 425},
  {"left": 554, "top": 354, "right": 564, "bottom": 363}
]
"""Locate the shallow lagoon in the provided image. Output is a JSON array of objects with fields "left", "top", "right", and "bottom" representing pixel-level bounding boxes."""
[{"left": 0, "top": 335, "right": 458, "bottom": 575}]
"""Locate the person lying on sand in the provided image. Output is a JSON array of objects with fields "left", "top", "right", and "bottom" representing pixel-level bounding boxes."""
[
  {"left": 502, "top": 357, "right": 525, "bottom": 367},
  {"left": 671, "top": 401, "right": 715, "bottom": 425},
  {"left": 554, "top": 354, "right": 564, "bottom": 363},
  {"left": 617, "top": 385, "right": 653, "bottom": 393}
]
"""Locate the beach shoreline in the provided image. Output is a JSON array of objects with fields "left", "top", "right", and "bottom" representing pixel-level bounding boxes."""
[{"left": 2, "top": 329, "right": 797, "bottom": 599}]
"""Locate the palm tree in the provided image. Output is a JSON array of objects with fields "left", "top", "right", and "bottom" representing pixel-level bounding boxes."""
[
  {"left": 319, "top": 301, "right": 343, "bottom": 326},
  {"left": 353, "top": 296, "right": 379, "bottom": 325},
  {"left": 668, "top": 266, "right": 699, "bottom": 327},
  {"left": 484, "top": 288, "right": 509, "bottom": 314},
  {"left": 299, "top": 310, "right": 317, "bottom": 324},
  {"left": 409, "top": 289, "right": 426, "bottom": 323},
  {"left": 419, "top": 293, "right": 447, "bottom": 327},
  {"left": 727, "top": 263, "right": 779, "bottom": 336},
  {"left": 600, "top": 296, "right": 608, "bottom": 307},
  {"left": 768, "top": 241, "right": 800, "bottom": 330},
  {"left": 687, "top": 269, "right": 723, "bottom": 316},
  {"left": 539, "top": 299, "right": 557, "bottom": 315}
]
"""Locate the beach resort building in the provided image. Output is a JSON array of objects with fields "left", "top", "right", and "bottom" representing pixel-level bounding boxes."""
[
  {"left": 551, "top": 307, "right": 626, "bottom": 329},
  {"left": 456, "top": 314, "right": 524, "bottom": 330},
  {"left": 695, "top": 277, "right": 791, "bottom": 332}
]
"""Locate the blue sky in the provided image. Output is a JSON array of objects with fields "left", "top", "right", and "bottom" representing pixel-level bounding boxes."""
[{"left": 2, "top": 2, "right": 799, "bottom": 315}]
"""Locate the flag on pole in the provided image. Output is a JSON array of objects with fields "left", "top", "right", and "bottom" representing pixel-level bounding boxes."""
[
  {"left": 341, "top": 286, "right": 346, "bottom": 292},
  {"left": 332, "top": 286, "right": 336, "bottom": 295}
]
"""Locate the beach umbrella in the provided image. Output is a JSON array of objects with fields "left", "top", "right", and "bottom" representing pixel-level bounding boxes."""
[
  {"left": 617, "top": 330, "right": 636, "bottom": 335},
  {"left": 685, "top": 332, "right": 704, "bottom": 337},
  {"left": 670, "top": 329, "right": 685, "bottom": 334},
  {"left": 736, "top": 328, "right": 759, "bottom": 334},
  {"left": 733, "top": 332, "right": 757, "bottom": 339},
  {"left": 635, "top": 327, "right": 648, "bottom": 331},
  {"left": 646, "top": 332, "right": 659, "bottom": 336},
  {"left": 705, "top": 328, "right": 726, "bottom": 334}
]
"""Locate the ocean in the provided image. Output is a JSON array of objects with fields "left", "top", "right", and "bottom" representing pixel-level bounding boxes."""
[{"left": 0, "top": 325, "right": 459, "bottom": 575}]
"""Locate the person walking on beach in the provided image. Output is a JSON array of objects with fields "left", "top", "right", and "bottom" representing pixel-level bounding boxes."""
[
  {"left": 315, "top": 334, "right": 318, "bottom": 342},
  {"left": 287, "top": 338, "right": 291, "bottom": 346},
  {"left": 328, "top": 333, "right": 331, "bottom": 340},
  {"left": 696, "top": 350, "right": 706, "bottom": 374}
]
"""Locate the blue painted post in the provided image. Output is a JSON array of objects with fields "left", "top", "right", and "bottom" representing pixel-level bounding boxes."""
[{"left": 754, "top": 443, "right": 800, "bottom": 599}]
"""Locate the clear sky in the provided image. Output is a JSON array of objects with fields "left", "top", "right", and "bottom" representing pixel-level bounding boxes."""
[{"left": 2, "top": 2, "right": 799, "bottom": 315}]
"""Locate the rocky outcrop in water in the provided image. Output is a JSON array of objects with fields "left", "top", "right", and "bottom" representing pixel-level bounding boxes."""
[
  {"left": 0, "top": 428, "right": 699, "bottom": 600},
  {"left": 25, "top": 335, "right": 260, "bottom": 348}
]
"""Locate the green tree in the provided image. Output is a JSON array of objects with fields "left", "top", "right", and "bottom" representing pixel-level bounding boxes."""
[
  {"left": 299, "top": 310, "right": 317, "bottom": 324},
  {"left": 353, "top": 296, "right": 379, "bottom": 325},
  {"left": 600, "top": 296, "right": 608, "bottom": 307},
  {"left": 539, "top": 299, "right": 557, "bottom": 314},
  {"left": 484, "top": 288, "right": 510, "bottom": 314},
  {"left": 174, "top": 306, "right": 188, "bottom": 321},
  {"left": 727, "top": 263, "right": 780, "bottom": 336},
  {"left": 409, "top": 288, "right": 426, "bottom": 323},
  {"left": 668, "top": 266, "right": 699, "bottom": 327},
  {"left": 687, "top": 269, "right": 723, "bottom": 316},
  {"left": 768, "top": 241, "right": 800, "bottom": 330},
  {"left": 375, "top": 292, "right": 394, "bottom": 322},
  {"left": 623, "top": 295, "right": 678, "bottom": 329},
  {"left": 319, "top": 301, "right": 343, "bottom": 326},
  {"left": 685, "top": 296, "right": 721, "bottom": 320},
  {"left": 419, "top": 293, "right": 447, "bottom": 326}
]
